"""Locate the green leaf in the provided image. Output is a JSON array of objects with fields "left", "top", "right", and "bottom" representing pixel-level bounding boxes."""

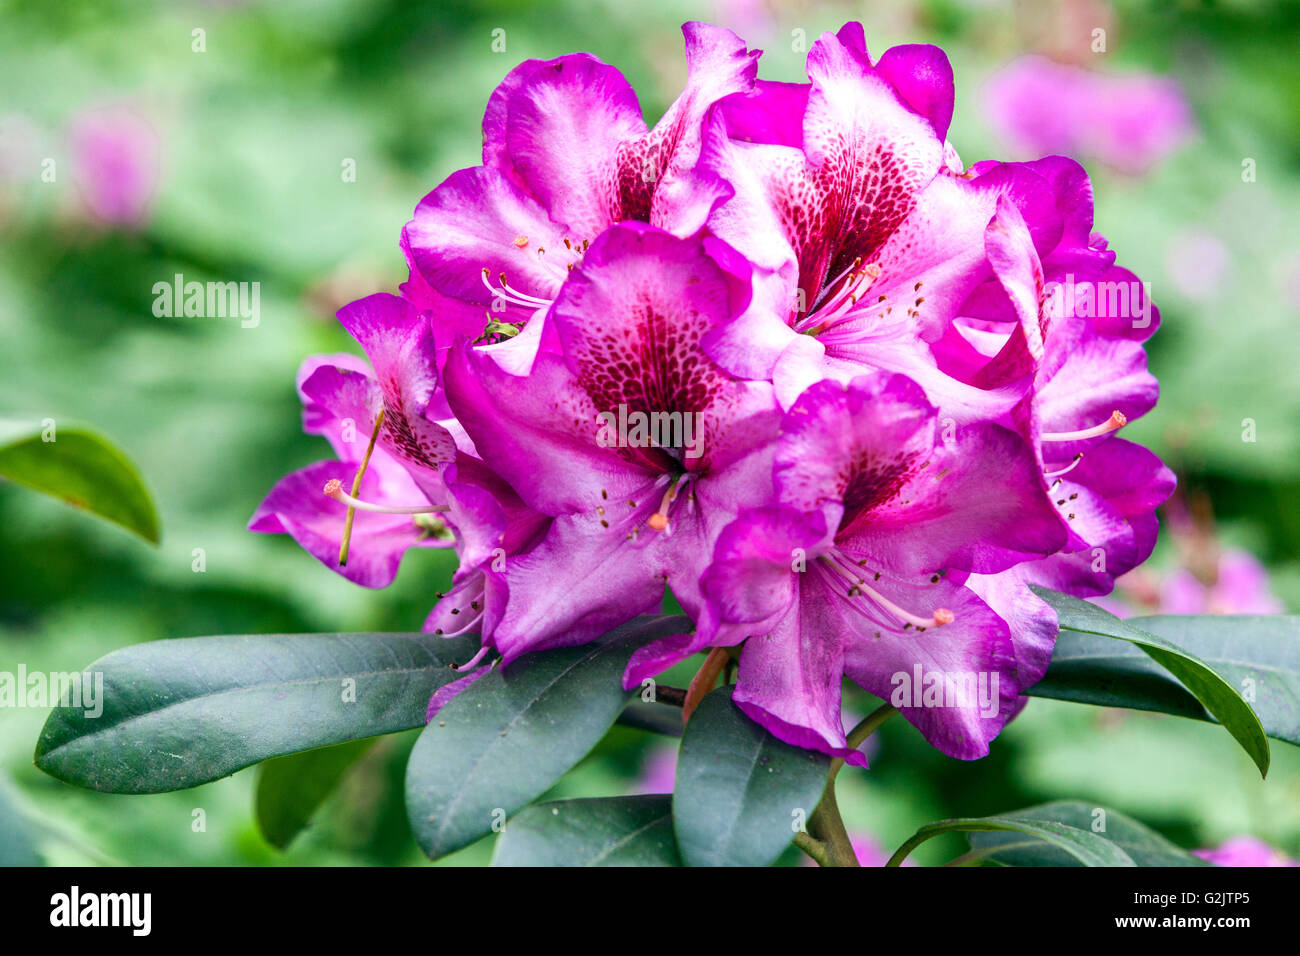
[
  {"left": 255, "top": 738, "right": 377, "bottom": 849},
  {"left": 491, "top": 795, "right": 681, "bottom": 866},
  {"left": 405, "top": 616, "right": 685, "bottom": 861},
  {"left": 35, "top": 632, "right": 480, "bottom": 793},
  {"left": 0, "top": 419, "right": 159, "bottom": 544},
  {"left": 673, "top": 686, "right": 830, "bottom": 868},
  {"left": 0, "top": 781, "right": 41, "bottom": 866},
  {"left": 1031, "top": 588, "right": 1271, "bottom": 777},
  {"left": 963, "top": 801, "right": 1209, "bottom": 867},
  {"left": 1032, "top": 614, "right": 1300, "bottom": 748},
  {"left": 890, "top": 810, "right": 1136, "bottom": 867}
]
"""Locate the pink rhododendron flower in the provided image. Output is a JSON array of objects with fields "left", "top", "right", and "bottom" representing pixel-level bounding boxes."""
[
  {"left": 1194, "top": 836, "right": 1297, "bottom": 867},
  {"left": 1161, "top": 549, "right": 1284, "bottom": 615},
  {"left": 631, "top": 743, "right": 679, "bottom": 795},
  {"left": 1094, "top": 492, "right": 1283, "bottom": 617},
  {"left": 68, "top": 105, "right": 160, "bottom": 227},
  {"left": 984, "top": 56, "right": 1194, "bottom": 175},
  {"left": 253, "top": 21, "right": 1175, "bottom": 764}
]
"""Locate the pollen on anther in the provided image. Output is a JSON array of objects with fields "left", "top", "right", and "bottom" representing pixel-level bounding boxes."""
[{"left": 512, "top": 236, "right": 529, "bottom": 248}]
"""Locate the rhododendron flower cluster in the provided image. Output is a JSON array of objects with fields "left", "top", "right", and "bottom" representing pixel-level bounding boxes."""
[{"left": 252, "top": 22, "right": 1173, "bottom": 766}]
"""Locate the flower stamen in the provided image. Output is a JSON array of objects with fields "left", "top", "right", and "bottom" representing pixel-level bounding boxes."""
[
  {"left": 1041, "top": 410, "right": 1126, "bottom": 443},
  {"left": 1043, "top": 452, "right": 1085, "bottom": 479},
  {"left": 822, "top": 556, "right": 953, "bottom": 630},
  {"left": 451, "top": 645, "right": 492, "bottom": 671},
  {"left": 324, "top": 478, "right": 450, "bottom": 516}
]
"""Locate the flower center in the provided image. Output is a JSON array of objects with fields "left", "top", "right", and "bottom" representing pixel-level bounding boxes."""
[
  {"left": 795, "top": 259, "right": 885, "bottom": 336},
  {"left": 480, "top": 236, "right": 590, "bottom": 309}
]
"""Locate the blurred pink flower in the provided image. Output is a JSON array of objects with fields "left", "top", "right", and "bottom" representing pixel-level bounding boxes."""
[
  {"left": 1161, "top": 548, "right": 1284, "bottom": 615},
  {"left": 712, "top": 0, "right": 772, "bottom": 39},
  {"left": 68, "top": 105, "right": 160, "bottom": 227},
  {"left": 631, "top": 743, "right": 678, "bottom": 794},
  {"left": 1194, "top": 836, "right": 1297, "bottom": 867},
  {"left": 1099, "top": 548, "right": 1282, "bottom": 618},
  {"left": 984, "top": 56, "right": 1194, "bottom": 175}
]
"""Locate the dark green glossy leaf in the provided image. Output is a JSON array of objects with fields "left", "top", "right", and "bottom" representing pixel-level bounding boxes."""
[
  {"left": 35, "top": 632, "right": 479, "bottom": 793},
  {"left": 255, "top": 737, "right": 377, "bottom": 849},
  {"left": 1031, "top": 588, "right": 1270, "bottom": 777},
  {"left": 492, "top": 795, "right": 680, "bottom": 866},
  {"left": 964, "top": 801, "right": 1209, "bottom": 866},
  {"left": 0, "top": 419, "right": 159, "bottom": 544},
  {"left": 0, "top": 782, "right": 40, "bottom": 866},
  {"left": 673, "top": 686, "right": 830, "bottom": 867},
  {"left": 890, "top": 810, "right": 1136, "bottom": 867},
  {"left": 1032, "top": 614, "right": 1300, "bottom": 748},
  {"left": 406, "top": 616, "right": 685, "bottom": 861}
]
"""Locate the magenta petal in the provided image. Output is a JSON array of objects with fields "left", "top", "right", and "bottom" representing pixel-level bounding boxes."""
[
  {"left": 840, "top": 574, "right": 1020, "bottom": 760},
  {"left": 498, "top": 53, "right": 646, "bottom": 236},
  {"left": 426, "top": 666, "right": 491, "bottom": 721},
  {"left": 403, "top": 166, "right": 568, "bottom": 321},
  {"left": 492, "top": 511, "right": 666, "bottom": 664},
  {"left": 623, "top": 632, "right": 707, "bottom": 691},
  {"left": 733, "top": 591, "right": 861, "bottom": 766},
  {"left": 776, "top": 374, "right": 1065, "bottom": 576},
  {"left": 872, "top": 43, "right": 955, "bottom": 140},
  {"left": 966, "top": 568, "right": 1059, "bottom": 688},
  {"left": 248, "top": 460, "right": 433, "bottom": 588},
  {"left": 702, "top": 506, "right": 828, "bottom": 625}
]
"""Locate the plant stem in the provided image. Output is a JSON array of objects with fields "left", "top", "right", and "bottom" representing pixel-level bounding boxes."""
[
  {"left": 793, "top": 831, "right": 829, "bottom": 866},
  {"left": 828, "top": 703, "right": 897, "bottom": 783},
  {"left": 809, "top": 779, "right": 858, "bottom": 866},
  {"left": 649, "top": 684, "right": 686, "bottom": 707},
  {"left": 800, "top": 704, "right": 898, "bottom": 867}
]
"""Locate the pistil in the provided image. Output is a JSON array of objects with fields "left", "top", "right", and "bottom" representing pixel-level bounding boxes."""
[
  {"left": 336, "top": 409, "right": 383, "bottom": 567},
  {"left": 647, "top": 475, "right": 684, "bottom": 532}
]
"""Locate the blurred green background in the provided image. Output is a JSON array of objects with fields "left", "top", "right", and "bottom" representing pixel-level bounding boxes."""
[{"left": 2, "top": 0, "right": 1298, "bottom": 866}]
